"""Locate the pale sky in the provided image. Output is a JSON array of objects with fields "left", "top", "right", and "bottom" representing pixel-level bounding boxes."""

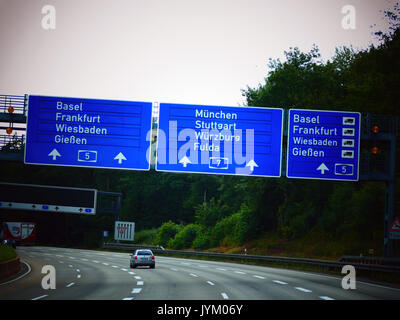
[{"left": 0, "top": 0, "right": 394, "bottom": 108}]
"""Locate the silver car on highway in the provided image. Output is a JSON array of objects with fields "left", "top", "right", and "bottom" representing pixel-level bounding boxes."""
[{"left": 130, "top": 249, "right": 155, "bottom": 269}]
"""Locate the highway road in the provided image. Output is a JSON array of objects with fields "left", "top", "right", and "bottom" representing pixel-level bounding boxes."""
[{"left": 0, "top": 246, "right": 399, "bottom": 300}]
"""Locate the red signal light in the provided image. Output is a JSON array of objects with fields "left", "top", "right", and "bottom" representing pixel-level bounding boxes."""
[
  {"left": 8, "top": 106, "right": 14, "bottom": 114},
  {"left": 6, "top": 127, "right": 12, "bottom": 134},
  {"left": 372, "top": 125, "right": 379, "bottom": 134},
  {"left": 371, "top": 146, "right": 379, "bottom": 154}
]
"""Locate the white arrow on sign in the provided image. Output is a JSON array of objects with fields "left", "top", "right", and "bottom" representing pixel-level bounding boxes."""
[
  {"left": 48, "top": 149, "right": 61, "bottom": 160},
  {"left": 114, "top": 152, "right": 127, "bottom": 164},
  {"left": 179, "top": 156, "right": 191, "bottom": 167},
  {"left": 246, "top": 159, "right": 258, "bottom": 171},
  {"left": 317, "top": 163, "right": 329, "bottom": 174}
]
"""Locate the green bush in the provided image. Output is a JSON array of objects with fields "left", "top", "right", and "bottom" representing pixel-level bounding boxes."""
[
  {"left": 156, "top": 221, "right": 181, "bottom": 247},
  {"left": 193, "top": 231, "right": 211, "bottom": 249},
  {"left": 134, "top": 228, "right": 159, "bottom": 245},
  {"left": 168, "top": 224, "right": 201, "bottom": 249},
  {"left": 208, "top": 204, "right": 256, "bottom": 247}
]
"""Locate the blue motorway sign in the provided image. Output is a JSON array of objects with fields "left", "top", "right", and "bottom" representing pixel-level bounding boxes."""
[
  {"left": 25, "top": 95, "right": 153, "bottom": 170},
  {"left": 286, "top": 109, "right": 360, "bottom": 181},
  {"left": 156, "top": 103, "right": 283, "bottom": 177}
]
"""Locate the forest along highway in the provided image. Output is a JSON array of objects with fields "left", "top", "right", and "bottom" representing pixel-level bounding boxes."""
[{"left": 0, "top": 246, "right": 399, "bottom": 300}]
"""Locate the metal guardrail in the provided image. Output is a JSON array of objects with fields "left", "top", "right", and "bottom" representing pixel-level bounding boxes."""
[
  {"left": 102, "top": 243, "right": 400, "bottom": 273},
  {"left": 0, "top": 95, "right": 26, "bottom": 115},
  {"left": 339, "top": 255, "right": 400, "bottom": 266}
]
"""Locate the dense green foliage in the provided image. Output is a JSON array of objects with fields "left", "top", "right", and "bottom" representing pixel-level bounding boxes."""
[{"left": 1, "top": 6, "right": 399, "bottom": 257}]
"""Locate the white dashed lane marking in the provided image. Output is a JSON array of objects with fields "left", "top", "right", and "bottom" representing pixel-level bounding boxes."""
[
  {"left": 295, "top": 287, "right": 312, "bottom": 293},
  {"left": 273, "top": 280, "right": 288, "bottom": 285},
  {"left": 320, "top": 296, "right": 335, "bottom": 300},
  {"left": 131, "top": 288, "right": 142, "bottom": 294},
  {"left": 32, "top": 295, "right": 48, "bottom": 300}
]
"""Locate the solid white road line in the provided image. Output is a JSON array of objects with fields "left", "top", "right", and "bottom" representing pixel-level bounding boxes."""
[{"left": 0, "top": 260, "right": 31, "bottom": 286}]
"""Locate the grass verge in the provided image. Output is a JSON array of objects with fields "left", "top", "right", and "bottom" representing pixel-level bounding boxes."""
[{"left": 0, "top": 245, "right": 17, "bottom": 262}]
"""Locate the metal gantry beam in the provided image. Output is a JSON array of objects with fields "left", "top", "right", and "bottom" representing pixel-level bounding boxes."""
[{"left": 0, "top": 94, "right": 398, "bottom": 256}]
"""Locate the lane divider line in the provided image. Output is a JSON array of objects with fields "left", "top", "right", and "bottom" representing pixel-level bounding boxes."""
[
  {"left": 131, "top": 288, "right": 142, "bottom": 294},
  {"left": 32, "top": 295, "right": 48, "bottom": 300},
  {"left": 295, "top": 287, "right": 312, "bottom": 293},
  {"left": 320, "top": 296, "right": 335, "bottom": 300},
  {"left": 273, "top": 280, "right": 288, "bottom": 285}
]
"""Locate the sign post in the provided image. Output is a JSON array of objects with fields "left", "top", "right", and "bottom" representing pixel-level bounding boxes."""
[
  {"left": 25, "top": 95, "right": 153, "bottom": 170},
  {"left": 389, "top": 217, "right": 400, "bottom": 240},
  {"left": 286, "top": 109, "right": 361, "bottom": 181},
  {"left": 156, "top": 102, "right": 283, "bottom": 177}
]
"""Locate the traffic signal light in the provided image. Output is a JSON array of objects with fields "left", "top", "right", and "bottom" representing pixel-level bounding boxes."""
[
  {"left": 371, "top": 146, "right": 379, "bottom": 154},
  {"left": 371, "top": 125, "right": 380, "bottom": 154}
]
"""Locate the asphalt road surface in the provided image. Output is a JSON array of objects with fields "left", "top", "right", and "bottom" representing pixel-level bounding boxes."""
[{"left": 0, "top": 246, "right": 399, "bottom": 300}]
